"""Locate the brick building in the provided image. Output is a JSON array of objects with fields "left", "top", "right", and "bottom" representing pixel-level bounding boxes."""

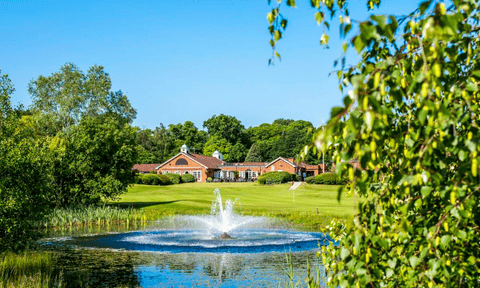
[{"left": 154, "top": 144, "right": 327, "bottom": 182}]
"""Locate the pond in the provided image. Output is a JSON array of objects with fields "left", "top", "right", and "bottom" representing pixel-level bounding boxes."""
[{"left": 40, "top": 190, "right": 329, "bottom": 287}]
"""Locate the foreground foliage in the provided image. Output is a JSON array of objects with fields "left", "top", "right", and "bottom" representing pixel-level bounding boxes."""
[
  {"left": 269, "top": 0, "right": 480, "bottom": 286},
  {"left": 0, "top": 251, "right": 60, "bottom": 288}
]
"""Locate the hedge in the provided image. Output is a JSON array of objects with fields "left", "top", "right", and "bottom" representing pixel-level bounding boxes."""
[
  {"left": 135, "top": 174, "right": 172, "bottom": 185},
  {"left": 257, "top": 171, "right": 298, "bottom": 185},
  {"left": 181, "top": 173, "right": 196, "bottom": 183},
  {"left": 305, "top": 172, "right": 346, "bottom": 185},
  {"left": 165, "top": 173, "right": 182, "bottom": 184}
]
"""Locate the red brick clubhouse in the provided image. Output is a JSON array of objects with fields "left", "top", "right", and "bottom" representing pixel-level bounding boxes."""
[{"left": 134, "top": 144, "right": 326, "bottom": 183}]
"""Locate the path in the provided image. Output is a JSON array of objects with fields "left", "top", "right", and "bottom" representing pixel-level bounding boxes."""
[{"left": 289, "top": 182, "right": 302, "bottom": 190}]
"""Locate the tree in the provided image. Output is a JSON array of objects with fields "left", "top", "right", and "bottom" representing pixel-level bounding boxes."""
[
  {"left": 228, "top": 142, "right": 248, "bottom": 162},
  {"left": 51, "top": 115, "right": 138, "bottom": 207},
  {"left": 0, "top": 69, "right": 13, "bottom": 118},
  {"left": 269, "top": 0, "right": 480, "bottom": 286},
  {"left": 0, "top": 73, "right": 52, "bottom": 251},
  {"left": 245, "top": 144, "right": 262, "bottom": 162},
  {"left": 203, "top": 114, "right": 248, "bottom": 145},
  {"left": 203, "top": 135, "right": 231, "bottom": 158},
  {"left": 28, "top": 63, "right": 136, "bottom": 134}
]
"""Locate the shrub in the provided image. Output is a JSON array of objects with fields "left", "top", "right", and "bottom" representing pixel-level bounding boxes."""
[
  {"left": 150, "top": 170, "right": 157, "bottom": 174},
  {"left": 305, "top": 176, "right": 317, "bottom": 184},
  {"left": 257, "top": 171, "right": 298, "bottom": 185},
  {"left": 157, "top": 174, "right": 172, "bottom": 185},
  {"left": 310, "top": 172, "right": 346, "bottom": 185},
  {"left": 182, "top": 173, "right": 196, "bottom": 183},
  {"left": 134, "top": 174, "right": 142, "bottom": 184},
  {"left": 140, "top": 174, "right": 159, "bottom": 185},
  {"left": 165, "top": 173, "right": 182, "bottom": 184},
  {"left": 207, "top": 177, "right": 213, "bottom": 182},
  {"left": 138, "top": 174, "right": 171, "bottom": 185}
]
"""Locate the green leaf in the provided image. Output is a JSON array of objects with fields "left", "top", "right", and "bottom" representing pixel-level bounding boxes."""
[
  {"left": 456, "top": 230, "right": 467, "bottom": 240},
  {"left": 370, "top": 15, "right": 386, "bottom": 29},
  {"left": 274, "top": 30, "right": 282, "bottom": 41},
  {"left": 315, "top": 12, "right": 324, "bottom": 25},
  {"left": 421, "top": 186, "right": 432, "bottom": 198},
  {"left": 353, "top": 36, "right": 366, "bottom": 53},
  {"left": 341, "top": 247, "right": 350, "bottom": 260},
  {"left": 419, "top": 109, "right": 428, "bottom": 125},
  {"left": 419, "top": 0, "right": 432, "bottom": 15},
  {"left": 466, "top": 82, "right": 478, "bottom": 92},
  {"left": 275, "top": 51, "right": 281, "bottom": 61},
  {"left": 286, "top": 0, "right": 296, "bottom": 7},
  {"left": 331, "top": 107, "right": 345, "bottom": 118},
  {"left": 441, "top": 235, "right": 451, "bottom": 249},
  {"left": 320, "top": 33, "right": 329, "bottom": 45},
  {"left": 409, "top": 256, "right": 421, "bottom": 268},
  {"left": 267, "top": 12, "right": 275, "bottom": 24},
  {"left": 387, "top": 258, "right": 397, "bottom": 269}
]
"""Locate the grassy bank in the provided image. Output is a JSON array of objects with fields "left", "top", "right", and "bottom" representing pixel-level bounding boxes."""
[
  {"left": 40, "top": 205, "right": 146, "bottom": 229},
  {"left": 110, "top": 183, "right": 356, "bottom": 230},
  {"left": 0, "top": 251, "right": 60, "bottom": 288}
]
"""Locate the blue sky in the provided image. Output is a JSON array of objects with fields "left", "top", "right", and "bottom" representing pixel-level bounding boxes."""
[{"left": 1, "top": 0, "right": 420, "bottom": 129}]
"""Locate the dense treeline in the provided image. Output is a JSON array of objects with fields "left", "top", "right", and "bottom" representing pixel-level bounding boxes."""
[{"left": 136, "top": 116, "right": 330, "bottom": 165}]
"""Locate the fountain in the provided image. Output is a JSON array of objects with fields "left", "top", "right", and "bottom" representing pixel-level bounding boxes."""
[{"left": 44, "top": 189, "right": 329, "bottom": 253}]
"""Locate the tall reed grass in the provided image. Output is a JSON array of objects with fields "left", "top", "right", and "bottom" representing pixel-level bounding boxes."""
[
  {"left": 40, "top": 205, "right": 147, "bottom": 229},
  {"left": 0, "top": 251, "right": 61, "bottom": 288}
]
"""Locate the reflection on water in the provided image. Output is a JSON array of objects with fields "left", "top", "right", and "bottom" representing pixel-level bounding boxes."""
[{"left": 50, "top": 248, "right": 322, "bottom": 287}]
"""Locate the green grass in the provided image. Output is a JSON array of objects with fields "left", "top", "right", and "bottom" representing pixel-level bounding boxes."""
[{"left": 110, "top": 183, "right": 357, "bottom": 229}]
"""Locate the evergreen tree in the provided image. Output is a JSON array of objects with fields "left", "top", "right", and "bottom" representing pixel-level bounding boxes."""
[{"left": 245, "top": 144, "right": 262, "bottom": 162}]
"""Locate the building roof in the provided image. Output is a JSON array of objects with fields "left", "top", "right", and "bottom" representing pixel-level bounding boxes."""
[
  {"left": 158, "top": 152, "right": 225, "bottom": 169},
  {"left": 188, "top": 153, "right": 225, "bottom": 168},
  {"left": 265, "top": 157, "right": 297, "bottom": 168},
  {"left": 132, "top": 163, "right": 161, "bottom": 172}
]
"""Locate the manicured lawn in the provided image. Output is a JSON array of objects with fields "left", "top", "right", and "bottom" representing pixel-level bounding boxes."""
[{"left": 110, "top": 183, "right": 357, "bottom": 229}]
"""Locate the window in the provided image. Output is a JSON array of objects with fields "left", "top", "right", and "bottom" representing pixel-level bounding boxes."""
[
  {"left": 174, "top": 171, "right": 181, "bottom": 175},
  {"left": 192, "top": 170, "right": 202, "bottom": 181},
  {"left": 240, "top": 171, "right": 245, "bottom": 178},
  {"left": 175, "top": 158, "right": 188, "bottom": 165},
  {"left": 271, "top": 166, "right": 275, "bottom": 171},
  {"left": 162, "top": 171, "right": 168, "bottom": 174},
  {"left": 214, "top": 172, "right": 220, "bottom": 178}
]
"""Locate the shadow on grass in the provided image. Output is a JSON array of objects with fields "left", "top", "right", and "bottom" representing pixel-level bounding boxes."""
[{"left": 107, "top": 200, "right": 185, "bottom": 209}]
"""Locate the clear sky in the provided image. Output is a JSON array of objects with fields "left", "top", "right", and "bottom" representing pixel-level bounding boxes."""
[{"left": 1, "top": 0, "right": 420, "bottom": 129}]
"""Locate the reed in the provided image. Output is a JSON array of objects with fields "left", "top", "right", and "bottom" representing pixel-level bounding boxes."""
[
  {"left": 0, "top": 251, "right": 61, "bottom": 288},
  {"left": 40, "top": 205, "right": 146, "bottom": 229}
]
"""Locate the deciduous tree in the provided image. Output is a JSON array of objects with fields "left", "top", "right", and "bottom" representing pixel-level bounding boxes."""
[{"left": 269, "top": 0, "right": 480, "bottom": 286}]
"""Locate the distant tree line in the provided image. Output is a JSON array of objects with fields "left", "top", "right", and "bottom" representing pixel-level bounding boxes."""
[{"left": 136, "top": 116, "right": 330, "bottom": 165}]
